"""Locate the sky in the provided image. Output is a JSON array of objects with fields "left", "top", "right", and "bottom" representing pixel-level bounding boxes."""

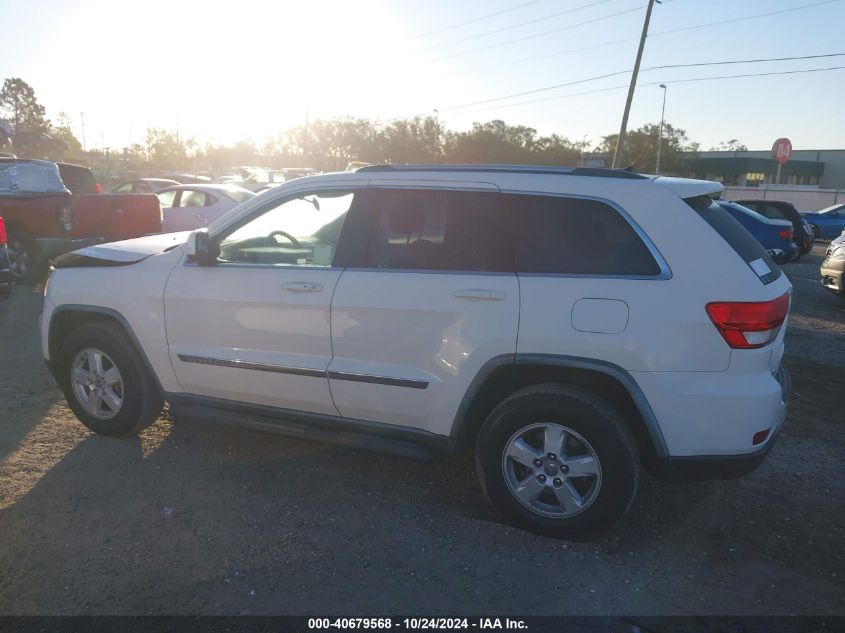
[{"left": 2, "top": 0, "right": 844, "bottom": 153}]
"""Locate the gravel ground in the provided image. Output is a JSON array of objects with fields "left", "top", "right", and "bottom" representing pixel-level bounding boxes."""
[{"left": 0, "top": 245, "right": 843, "bottom": 616}]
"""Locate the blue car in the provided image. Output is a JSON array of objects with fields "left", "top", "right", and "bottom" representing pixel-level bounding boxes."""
[
  {"left": 801, "top": 203, "right": 845, "bottom": 239},
  {"left": 717, "top": 201, "right": 798, "bottom": 264}
]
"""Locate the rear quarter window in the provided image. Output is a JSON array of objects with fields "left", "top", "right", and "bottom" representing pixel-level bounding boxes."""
[
  {"left": 503, "top": 194, "right": 662, "bottom": 276},
  {"left": 686, "top": 195, "right": 782, "bottom": 285}
]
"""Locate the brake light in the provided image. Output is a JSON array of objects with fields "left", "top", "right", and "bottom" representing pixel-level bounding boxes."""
[
  {"left": 0, "top": 217, "right": 6, "bottom": 245},
  {"left": 778, "top": 228, "right": 793, "bottom": 240},
  {"left": 96, "top": 183, "right": 102, "bottom": 194},
  {"left": 706, "top": 292, "right": 790, "bottom": 349}
]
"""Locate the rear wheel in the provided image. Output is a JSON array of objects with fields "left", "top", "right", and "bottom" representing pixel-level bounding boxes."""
[
  {"left": 811, "top": 224, "right": 820, "bottom": 239},
  {"left": 58, "top": 321, "right": 163, "bottom": 436},
  {"left": 476, "top": 384, "right": 639, "bottom": 541},
  {"left": 6, "top": 230, "right": 36, "bottom": 283}
]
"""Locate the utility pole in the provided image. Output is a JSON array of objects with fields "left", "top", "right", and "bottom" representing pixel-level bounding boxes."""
[
  {"left": 303, "top": 105, "right": 310, "bottom": 167},
  {"left": 655, "top": 83, "right": 667, "bottom": 174},
  {"left": 80, "top": 112, "right": 86, "bottom": 153},
  {"left": 612, "top": 0, "right": 658, "bottom": 169},
  {"left": 433, "top": 109, "right": 440, "bottom": 163}
]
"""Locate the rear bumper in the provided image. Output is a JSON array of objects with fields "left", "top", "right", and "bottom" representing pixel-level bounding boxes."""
[
  {"left": 35, "top": 237, "right": 104, "bottom": 259},
  {"left": 653, "top": 365, "right": 790, "bottom": 481}
]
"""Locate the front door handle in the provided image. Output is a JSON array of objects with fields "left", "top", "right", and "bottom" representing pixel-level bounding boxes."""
[
  {"left": 453, "top": 289, "right": 505, "bottom": 301},
  {"left": 283, "top": 282, "right": 323, "bottom": 292}
]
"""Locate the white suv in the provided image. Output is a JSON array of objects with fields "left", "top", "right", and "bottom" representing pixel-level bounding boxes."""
[{"left": 40, "top": 165, "right": 792, "bottom": 540}]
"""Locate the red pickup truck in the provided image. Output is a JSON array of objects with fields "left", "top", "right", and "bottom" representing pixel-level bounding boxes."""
[{"left": 0, "top": 158, "right": 162, "bottom": 281}]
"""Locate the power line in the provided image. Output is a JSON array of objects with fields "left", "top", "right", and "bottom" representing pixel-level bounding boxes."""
[
  {"left": 398, "top": 0, "right": 544, "bottom": 43},
  {"left": 436, "top": 52, "right": 845, "bottom": 114},
  {"left": 653, "top": 0, "right": 839, "bottom": 37},
  {"left": 450, "top": 0, "right": 839, "bottom": 75},
  {"left": 421, "top": 4, "right": 648, "bottom": 64},
  {"left": 454, "top": 65, "right": 845, "bottom": 116},
  {"left": 408, "top": 0, "right": 616, "bottom": 54}
]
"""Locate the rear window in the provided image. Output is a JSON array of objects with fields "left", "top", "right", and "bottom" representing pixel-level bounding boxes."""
[
  {"left": 0, "top": 161, "right": 67, "bottom": 194},
  {"left": 686, "top": 196, "right": 781, "bottom": 285},
  {"left": 57, "top": 163, "right": 97, "bottom": 195},
  {"left": 503, "top": 194, "right": 661, "bottom": 276},
  {"left": 221, "top": 187, "right": 255, "bottom": 203}
]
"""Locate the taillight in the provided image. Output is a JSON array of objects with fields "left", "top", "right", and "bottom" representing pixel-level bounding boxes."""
[
  {"left": 96, "top": 183, "right": 102, "bottom": 194},
  {"left": 55, "top": 204, "right": 73, "bottom": 231},
  {"left": 778, "top": 228, "right": 793, "bottom": 240},
  {"left": 706, "top": 292, "right": 790, "bottom": 349},
  {"left": 0, "top": 217, "right": 6, "bottom": 244}
]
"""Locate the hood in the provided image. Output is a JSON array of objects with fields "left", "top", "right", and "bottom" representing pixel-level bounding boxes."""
[{"left": 53, "top": 232, "right": 189, "bottom": 268}]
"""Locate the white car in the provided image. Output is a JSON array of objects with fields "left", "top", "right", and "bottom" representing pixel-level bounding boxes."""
[
  {"left": 41, "top": 164, "right": 791, "bottom": 540},
  {"left": 156, "top": 184, "right": 255, "bottom": 233}
]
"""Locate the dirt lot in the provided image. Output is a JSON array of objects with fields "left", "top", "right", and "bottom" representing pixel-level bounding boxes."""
[{"left": 0, "top": 245, "right": 843, "bottom": 616}]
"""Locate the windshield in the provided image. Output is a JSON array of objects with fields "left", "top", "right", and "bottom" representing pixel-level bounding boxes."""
[{"left": 816, "top": 204, "right": 844, "bottom": 214}]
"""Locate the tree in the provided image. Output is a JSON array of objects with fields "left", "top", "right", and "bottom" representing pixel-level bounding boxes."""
[
  {"left": 50, "top": 112, "right": 83, "bottom": 159},
  {"left": 599, "top": 122, "right": 699, "bottom": 174},
  {"left": 146, "top": 128, "right": 196, "bottom": 171},
  {"left": 0, "top": 78, "right": 53, "bottom": 157},
  {"left": 711, "top": 139, "right": 748, "bottom": 152}
]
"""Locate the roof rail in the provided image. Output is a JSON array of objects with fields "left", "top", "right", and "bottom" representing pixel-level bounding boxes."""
[{"left": 355, "top": 163, "right": 648, "bottom": 180}]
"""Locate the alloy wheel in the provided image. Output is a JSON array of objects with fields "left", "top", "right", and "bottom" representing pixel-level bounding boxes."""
[
  {"left": 7, "top": 239, "right": 29, "bottom": 279},
  {"left": 502, "top": 422, "right": 602, "bottom": 518},
  {"left": 71, "top": 348, "right": 125, "bottom": 420}
]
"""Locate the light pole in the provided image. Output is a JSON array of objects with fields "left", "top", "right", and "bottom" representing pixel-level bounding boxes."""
[
  {"left": 433, "top": 109, "right": 440, "bottom": 163},
  {"left": 656, "top": 83, "right": 667, "bottom": 174}
]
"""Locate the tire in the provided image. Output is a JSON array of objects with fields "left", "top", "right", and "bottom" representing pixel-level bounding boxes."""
[
  {"left": 475, "top": 383, "right": 639, "bottom": 541},
  {"left": 6, "top": 229, "right": 37, "bottom": 283},
  {"left": 58, "top": 321, "right": 163, "bottom": 437},
  {"left": 811, "top": 224, "right": 820, "bottom": 239}
]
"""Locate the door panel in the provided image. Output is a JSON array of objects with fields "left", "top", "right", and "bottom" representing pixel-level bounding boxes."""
[
  {"left": 164, "top": 264, "right": 341, "bottom": 414},
  {"left": 329, "top": 271, "right": 518, "bottom": 432}
]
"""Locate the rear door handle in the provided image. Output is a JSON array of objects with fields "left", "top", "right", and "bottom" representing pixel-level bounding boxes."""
[
  {"left": 283, "top": 282, "right": 323, "bottom": 292},
  {"left": 453, "top": 289, "right": 505, "bottom": 301}
]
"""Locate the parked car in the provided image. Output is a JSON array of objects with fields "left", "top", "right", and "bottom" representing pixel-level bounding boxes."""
[
  {"left": 56, "top": 162, "right": 100, "bottom": 195},
  {"left": 801, "top": 203, "right": 845, "bottom": 240},
  {"left": 0, "top": 216, "right": 10, "bottom": 300},
  {"left": 157, "top": 184, "right": 255, "bottom": 233},
  {"left": 160, "top": 173, "right": 212, "bottom": 185},
  {"left": 717, "top": 201, "right": 797, "bottom": 264},
  {"left": 1, "top": 158, "right": 162, "bottom": 281},
  {"left": 41, "top": 164, "right": 791, "bottom": 541},
  {"left": 112, "top": 178, "right": 179, "bottom": 194},
  {"left": 820, "top": 234, "right": 845, "bottom": 296},
  {"left": 733, "top": 199, "right": 814, "bottom": 257}
]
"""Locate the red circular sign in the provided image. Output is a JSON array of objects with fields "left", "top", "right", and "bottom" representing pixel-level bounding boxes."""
[{"left": 772, "top": 138, "right": 793, "bottom": 165}]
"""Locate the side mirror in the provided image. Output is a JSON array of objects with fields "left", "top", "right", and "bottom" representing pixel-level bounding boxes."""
[{"left": 185, "top": 228, "right": 219, "bottom": 265}]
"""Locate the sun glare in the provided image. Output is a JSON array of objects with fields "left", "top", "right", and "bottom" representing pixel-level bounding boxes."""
[{"left": 44, "top": 0, "right": 447, "bottom": 147}]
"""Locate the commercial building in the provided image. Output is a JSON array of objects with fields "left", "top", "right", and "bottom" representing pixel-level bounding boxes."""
[{"left": 689, "top": 149, "right": 845, "bottom": 189}]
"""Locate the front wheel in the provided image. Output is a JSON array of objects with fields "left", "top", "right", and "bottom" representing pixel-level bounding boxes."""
[
  {"left": 476, "top": 384, "right": 639, "bottom": 541},
  {"left": 58, "top": 321, "right": 163, "bottom": 436},
  {"left": 811, "top": 224, "right": 820, "bottom": 239}
]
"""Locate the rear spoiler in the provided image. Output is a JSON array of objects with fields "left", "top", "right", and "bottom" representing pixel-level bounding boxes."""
[{"left": 651, "top": 176, "right": 724, "bottom": 200}]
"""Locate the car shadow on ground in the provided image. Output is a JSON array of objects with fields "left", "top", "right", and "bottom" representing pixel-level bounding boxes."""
[{"left": 0, "top": 285, "right": 65, "bottom": 465}]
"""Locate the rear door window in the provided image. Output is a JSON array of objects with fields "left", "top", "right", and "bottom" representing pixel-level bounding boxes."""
[
  {"left": 503, "top": 194, "right": 661, "bottom": 276},
  {"left": 686, "top": 196, "right": 781, "bottom": 284},
  {"left": 364, "top": 189, "right": 511, "bottom": 272}
]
